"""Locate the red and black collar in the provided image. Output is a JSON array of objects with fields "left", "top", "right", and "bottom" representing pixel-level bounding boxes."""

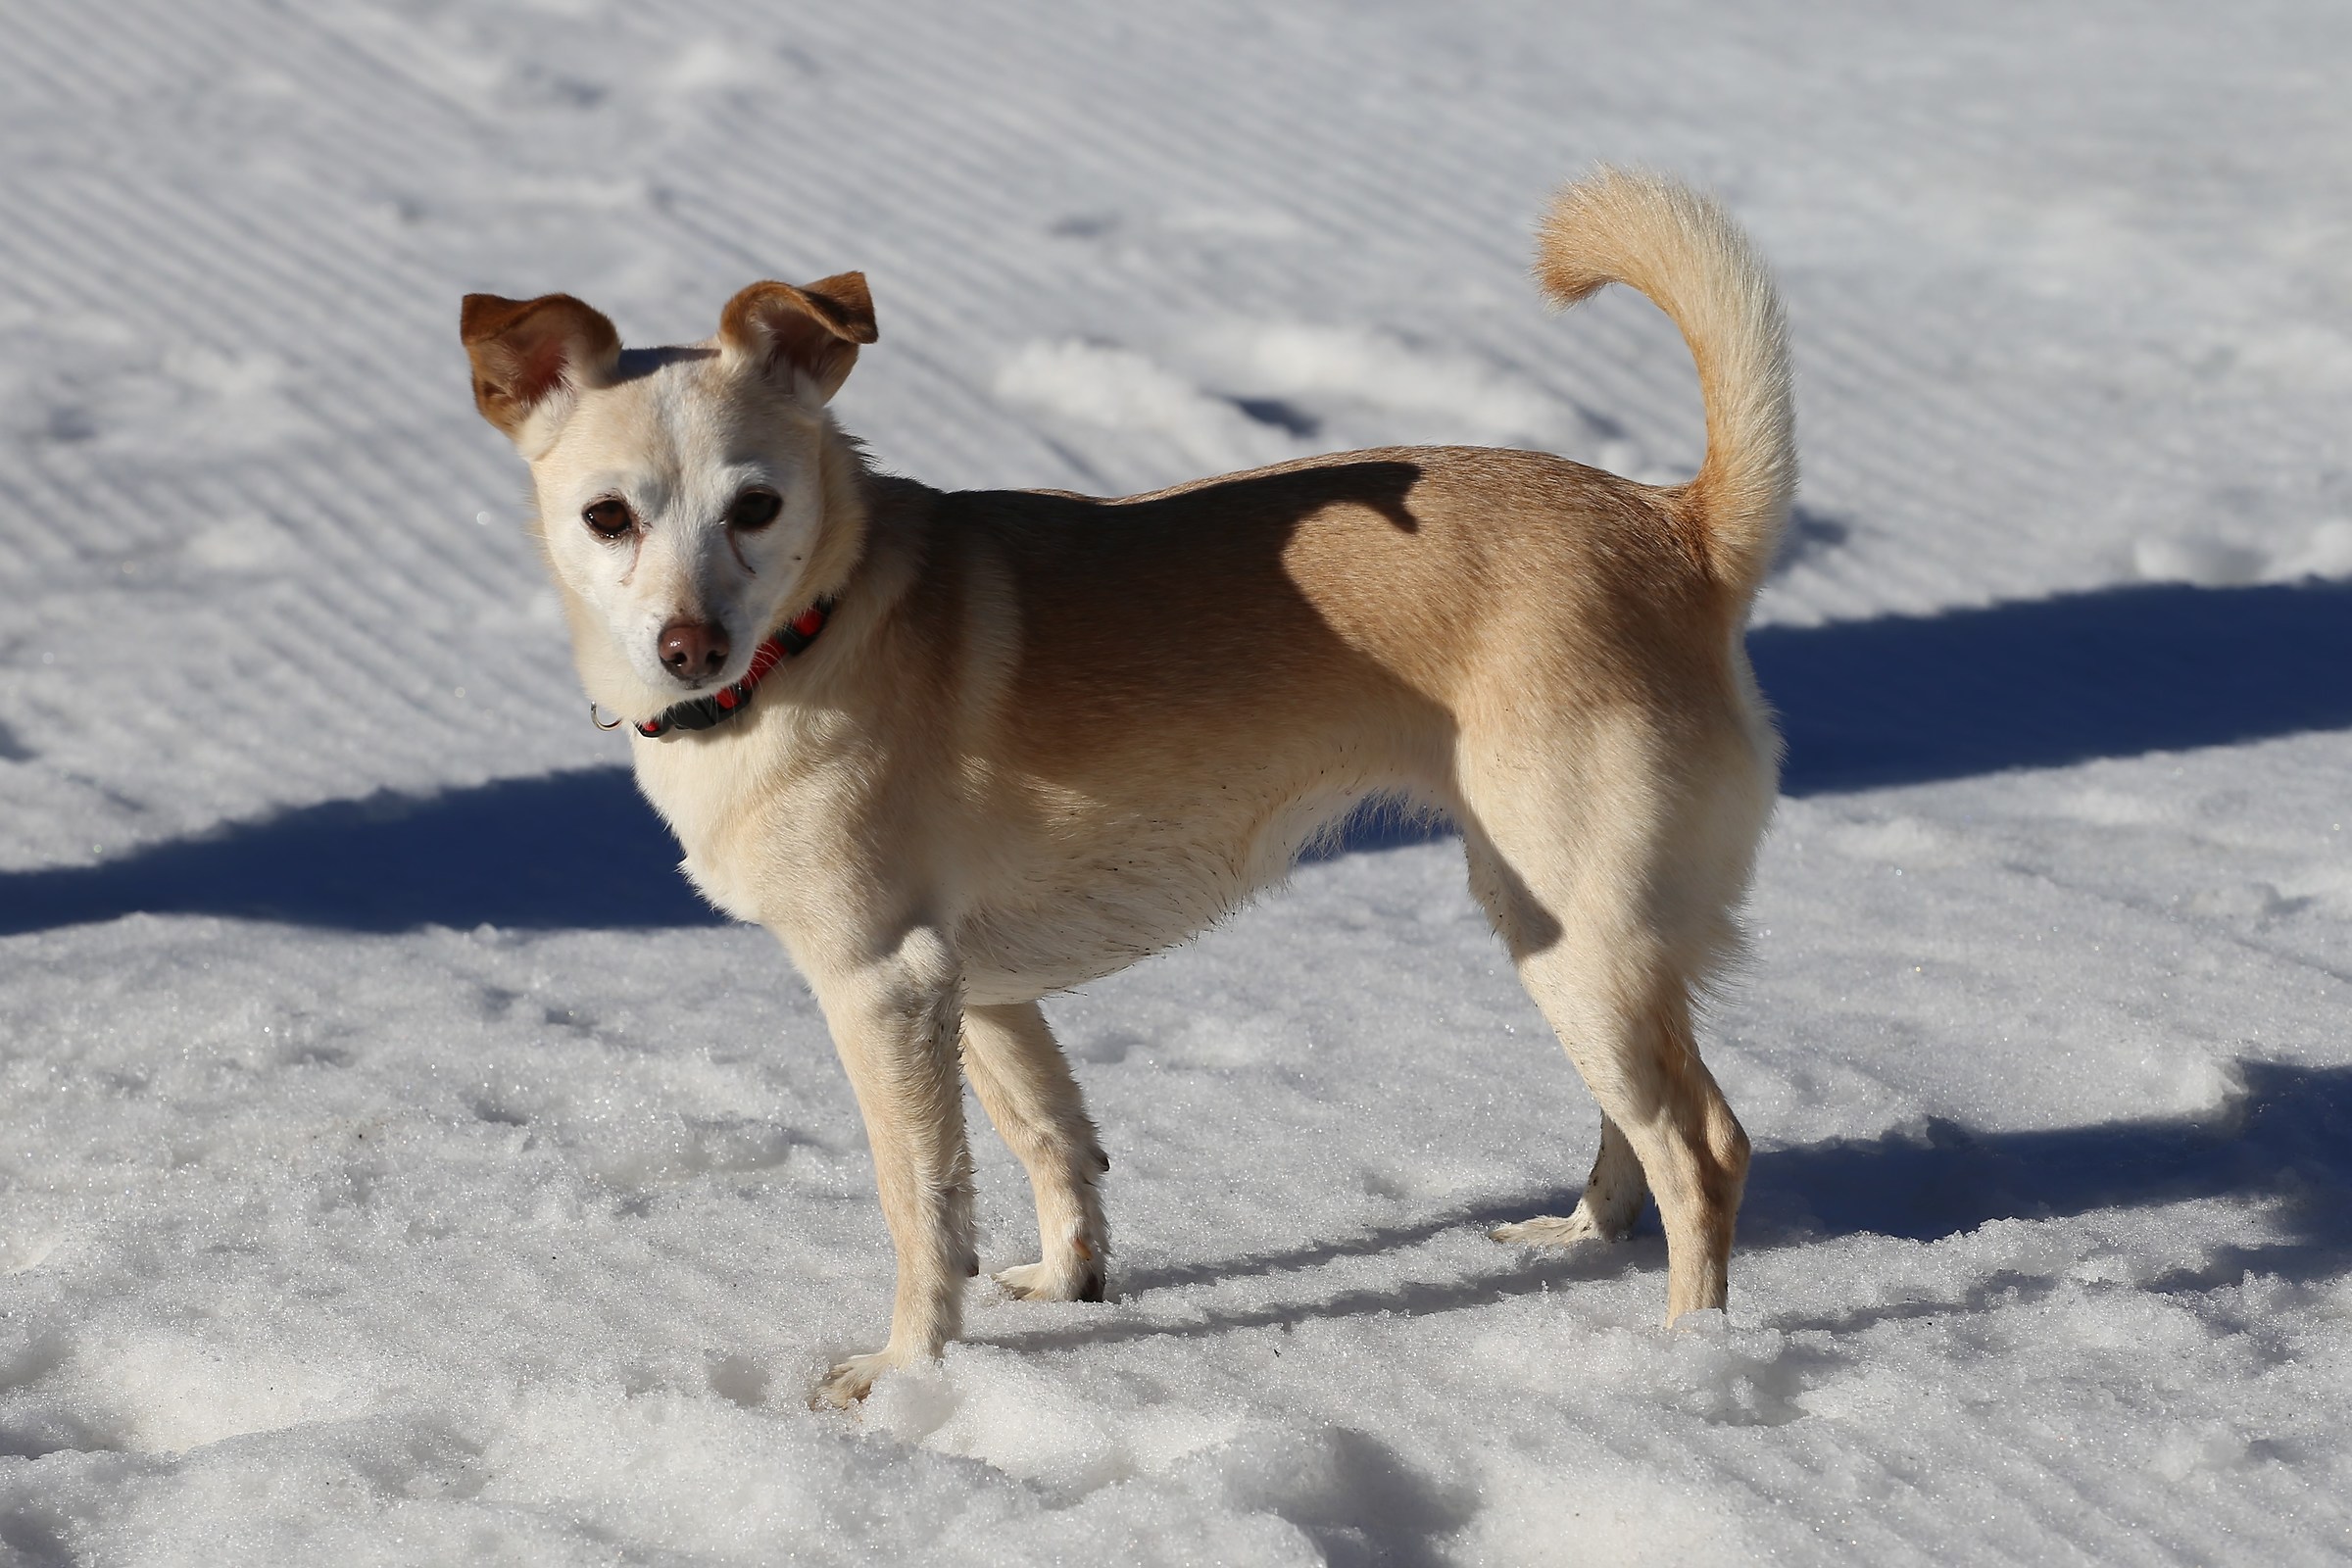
[{"left": 630, "top": 598, "right": 834, "bottom": 739}]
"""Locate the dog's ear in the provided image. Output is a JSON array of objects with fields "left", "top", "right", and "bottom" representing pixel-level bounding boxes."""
[
  {"left": 460, "top": 293, "right": 621, "bottom": 444},
  {"left": 717, "top": 273, "right": 877, "bottom": 403}
]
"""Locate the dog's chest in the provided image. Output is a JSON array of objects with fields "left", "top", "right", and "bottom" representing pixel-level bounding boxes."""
[{"left": 627, "top": 729, "right": 796, "bottom": 924}]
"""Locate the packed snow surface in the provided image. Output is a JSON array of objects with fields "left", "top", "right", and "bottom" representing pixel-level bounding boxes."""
[{"left": 5, "top": 1, "right": 2352, "bottom": 1562}]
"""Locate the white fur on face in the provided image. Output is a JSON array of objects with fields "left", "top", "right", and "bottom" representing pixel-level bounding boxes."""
[{"left": 526, "top": 348, "right": 832, "bottom": 717}]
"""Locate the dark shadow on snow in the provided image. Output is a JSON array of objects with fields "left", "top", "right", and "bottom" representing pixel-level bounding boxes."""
[
  {"left": 3, "top": 578, "right": 2351, "bottom": 935},
  {"left": 987, "top": 1058, "right": 2352, "bottom": 1356},
  {"left": 1741, "top": 1058, "right": 2352, "bottom": 1259},
  {"left": 1752, "top": 576, "right": 2352, "bottom": 794},
  {"left": 0, "top": 770, "right": 723, "bottom": 935}
]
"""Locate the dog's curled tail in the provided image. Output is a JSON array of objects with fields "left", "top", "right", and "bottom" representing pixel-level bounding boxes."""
[{"left": 1535, "top": 169, "right": 1794, "bottom": 605}]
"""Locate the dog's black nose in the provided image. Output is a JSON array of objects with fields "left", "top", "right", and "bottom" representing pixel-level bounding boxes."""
[{"left": 659, "top": 618, "right": 730, "bottom": 681}]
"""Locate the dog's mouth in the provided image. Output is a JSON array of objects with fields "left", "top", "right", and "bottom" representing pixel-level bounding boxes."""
[{"left": 650, "top": 662, "right": 755, "bottom": 710}]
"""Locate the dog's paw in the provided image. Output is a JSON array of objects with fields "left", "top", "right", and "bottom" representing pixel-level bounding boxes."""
[
  {"left": 1491, "top": 1211, "right": 1614, "bottom": 1249},
  {"left": 994, "top": 1259, "right": 1105, "bottom": 1303},
  {"left": 808, "top": 1351, "right": 899, "bottom": 1410}
]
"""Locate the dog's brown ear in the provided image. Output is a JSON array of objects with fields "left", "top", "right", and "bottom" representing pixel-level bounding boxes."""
[
  {"left": 717, "top": 273, "right": 876, "bottom": 403},
  {"left": 460, "top": 293, "right": 621, "bottom": 443}
]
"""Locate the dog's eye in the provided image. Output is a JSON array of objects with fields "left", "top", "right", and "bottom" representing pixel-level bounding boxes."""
[
  {"left": 581, "top": 498, "right": 635, "bottom": 540},
  {"left": 726, "top": 489, "right": 782, "bottom": 531}
]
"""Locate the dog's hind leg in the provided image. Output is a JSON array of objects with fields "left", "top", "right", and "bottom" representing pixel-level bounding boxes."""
[
  {"left": 1491, "top": 1112, "right": 1648, "bottom": 1247},
  {"left": 962, "top": 1001, "right": 1109, "bottom": 1302},
  {"left": 1463, "top": 820, "right": 1750, "bottom": 1322}
]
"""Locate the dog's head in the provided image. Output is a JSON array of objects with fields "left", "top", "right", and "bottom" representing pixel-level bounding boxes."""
[{"left": 460, "top": 275, "right": 875, "bottom": 721}]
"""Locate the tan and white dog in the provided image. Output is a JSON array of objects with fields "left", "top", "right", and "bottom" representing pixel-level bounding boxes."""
[{"left": 460, "top": 170, "right": 1792, "bottom": 1408}]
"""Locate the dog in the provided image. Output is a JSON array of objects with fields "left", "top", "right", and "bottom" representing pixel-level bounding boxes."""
[{"left": 459, "top": 169, "right": 1792, "bottom": 1408}]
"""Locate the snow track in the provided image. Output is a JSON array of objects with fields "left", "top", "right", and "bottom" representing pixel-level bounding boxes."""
[{"left": 4, "top": 1, "right": 2351, "bottom": 1561}]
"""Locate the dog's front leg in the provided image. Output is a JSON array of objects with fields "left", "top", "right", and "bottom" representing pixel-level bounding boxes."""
[{"left": 807, "top": 927, "right": 977, "bottom": 1409}]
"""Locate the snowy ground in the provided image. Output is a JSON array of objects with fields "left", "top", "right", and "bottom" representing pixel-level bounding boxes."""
[{"left": 5, "top": 1, "right": 2352, "bottom": 1562}]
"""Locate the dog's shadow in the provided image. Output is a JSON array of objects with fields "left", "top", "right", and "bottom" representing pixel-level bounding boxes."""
[
  {"left": 0, "top": 770, "right": 718, "bottom": 936},
  {"left": 979, "top": 1058, "right": 2352, "bottom": 1353},
  {"left": 1751, "top": 575, "right": 2352, "bottom": 794},
  {"left": 7, "top": 575, "right": 2346, "bottom": 934}
]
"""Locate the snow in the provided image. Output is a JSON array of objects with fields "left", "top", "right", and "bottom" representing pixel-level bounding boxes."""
[{"left": 5, "top": 0, "right": 2352, "bottom": 1561}]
